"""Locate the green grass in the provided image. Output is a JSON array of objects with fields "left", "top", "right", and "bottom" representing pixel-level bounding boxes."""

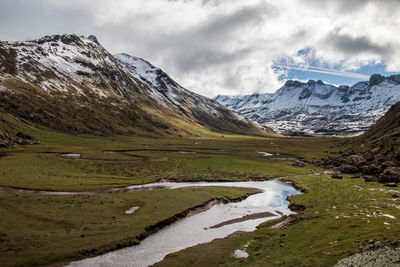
[
  {"left": 5, "top": 124, "right": 393, "bottom": 266},
  {"left": 0, "top": 128, "right": 334, "bottom": 191},
  {"left": 0, "top": 186, "right": 258, "bottom": 266}
]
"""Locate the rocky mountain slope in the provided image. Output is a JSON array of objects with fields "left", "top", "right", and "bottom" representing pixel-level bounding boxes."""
[
  {"left": 312, "top": 101, "right": 400, "bottom": 183},
  {"left": 215, "top": 75, "right": 400, "bottom": 135},
  {"left": 0, "top": 34, "right": 265, "bottom": 136}
]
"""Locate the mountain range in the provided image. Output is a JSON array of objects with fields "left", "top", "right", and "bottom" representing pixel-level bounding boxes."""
[
  {"left": 215, "top": 75, "right": 400, "bottom": 135},
  {"left": 0, "top": 34, "right": 265, "bottom": 137}
]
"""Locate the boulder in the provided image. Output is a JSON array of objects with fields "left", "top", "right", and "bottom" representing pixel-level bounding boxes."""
[
  {"left": 363, "top": 175, "right": 379, "bottom": 182},
  {"left": 382, "top": 161, "right": 397, "bottom": 169},
  {"left": 291, "top": 161, "right": 305, "bottom": 167},
  {"left": 379, "top": 167, "right": 400, "bottom": 183},
  {"left": 362, "top": 164, "right": 382, "bottom": 175},
  {"left": 375, "top": 156, "right": 386, "bottom": 163},
  {"left": 0, "top": 141, "right": 9, "bottom": 148},
  {"left": 363, "top": 151, "right": 374, "bottom": 161},
  {"left": 331, "top": 173, "right": 343, "bottom": 179},
  {"left": 345, "top": 155, "right": 366, "bottom": 166},
  {"left": 339, "top": 164, "right": 359, "bottom": 174},
  {"left": 16, "top": 132, "right": 33, "bottom": 140},
  {"left": 395, "top": 150, "right": 400, "bottom": 162}
]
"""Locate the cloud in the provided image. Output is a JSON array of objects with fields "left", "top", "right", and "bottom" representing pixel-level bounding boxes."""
[
  {"left": 0, "top": 0, "right": 399, "bottom": 97},
  {"left": 326, "top": 33, "right": 394, "bottom": 56},
  {"left": 274, "top": 64, "right": 371, "bottom": 80}
]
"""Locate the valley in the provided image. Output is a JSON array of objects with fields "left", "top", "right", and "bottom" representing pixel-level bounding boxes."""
[{"left": 0, "top": 122, "right": 399, "bottom": 266}]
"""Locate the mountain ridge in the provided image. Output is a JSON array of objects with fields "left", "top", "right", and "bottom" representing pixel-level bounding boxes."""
[
  {"left": 215, "top": 74, "right": 400, "bottom": 135},
  {"left": 0, "top": 34, "right": 267, "bottom": 137}
]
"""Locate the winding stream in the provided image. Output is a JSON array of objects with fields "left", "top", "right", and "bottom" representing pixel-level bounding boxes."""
[{"left": 68, "top": 180, "right": 300, "bottom": 267}]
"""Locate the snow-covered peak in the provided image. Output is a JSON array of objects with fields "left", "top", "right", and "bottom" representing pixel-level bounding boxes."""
[
  {"left": 215, "top": 75, "right": 400, "bottom": 135},
  {"left": 0, "top": 34, "right": 134, "bottom": 97},
  {"left": 114, "top": 53, "right": 228, "bottom": 118},
  {"left": 114, "top": 53, "right": 161, "bottom": 89},
  {"left": 0, "top": 34, "right": 263, "bottom": 135}
]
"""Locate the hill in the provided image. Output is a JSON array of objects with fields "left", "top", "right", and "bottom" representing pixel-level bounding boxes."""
[
  {"left": 312, "top": 101, "right": 400, "bottom": 183},
  {"left": 0, "top": 34, "right": 267, "bottom": 138}
]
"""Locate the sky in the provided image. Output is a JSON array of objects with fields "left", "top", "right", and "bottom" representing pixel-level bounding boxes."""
[{"left": 0, "top": 0, "right": 399, "bottom": 97}]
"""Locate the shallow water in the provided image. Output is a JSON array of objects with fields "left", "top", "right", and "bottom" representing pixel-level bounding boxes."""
[
  {"left": 68, "top": 180, "right": 300, "bottom": 267},
  {"left": 258, "top": 152, "right": 274, "bottom": 156},
  {"left": 60, "top": 153, "right": 81, "bottom": 158}
]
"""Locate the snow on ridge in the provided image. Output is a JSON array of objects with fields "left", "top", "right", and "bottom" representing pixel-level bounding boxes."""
[
  {"left": 115, "top": 53, "right": 227, "bottom": 118},
  {"left": 1, "top": 34, "right": 128, "bottom": 98},
  {"left": 114, "top": 53, "right": 159, "bottom": 87},
  {"left": 215, "top": 77, "right": 400, "bottom": 135},
  {"left": 1, "top": 34, "right": 247, "bottom": 124}
]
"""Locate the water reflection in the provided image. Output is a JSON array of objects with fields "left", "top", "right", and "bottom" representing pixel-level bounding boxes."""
[{"left": 68, "top": 180, "right": 300, "bottom": 267}]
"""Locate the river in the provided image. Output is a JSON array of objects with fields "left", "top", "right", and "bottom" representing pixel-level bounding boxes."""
[{"left": 68, "top": 180, "right": 300, "bottom": 267}]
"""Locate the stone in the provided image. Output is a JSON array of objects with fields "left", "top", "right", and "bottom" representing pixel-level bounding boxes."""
[
  {"left": 395, "top": 150, "right": 400, "bottom": 162},
  {"left": 391, "top": 239, "right": 400, "bottom": 246},
  {"left": 379, "top": 167, "right": 400, "bottom": 183},
  {"left": 363, "top": 151, "right": 374, "bottom": 161},
  {"left": 345, "top": 155, "right": 366, "bottom": 166},
  {"left": 16, "top": 132, "right": 33, "bottom": 140},
  {"left": 0, "top": 141, "right": 9, "bottom": 148},
  {"left": 339, "top": 164, "right": 359, "bottom": 174},
  {"left": 376, "top": 156, "right": 386, "bottom": 163},
  {"left": 332, "top": 173, "right": 343, "bottom": 179},
  {"left": 382, "top": 161, "right": 397, "bottom": 169},
  {"left": 291, "top": 161, "right": 305, "bottom": 167},
  {"left": 364, "top": 175, "right": 379, "bottom": 182},
  {"left": 362, "top": 164, "right": 382, "bottom": 175}
]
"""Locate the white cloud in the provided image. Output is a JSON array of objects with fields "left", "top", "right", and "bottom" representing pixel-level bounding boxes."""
[
  {"left": 274, "top": 64, "right": 370, "bottom": 80},
  {"left": 0, "top": 0, "right": 399, "bottom": 97}
]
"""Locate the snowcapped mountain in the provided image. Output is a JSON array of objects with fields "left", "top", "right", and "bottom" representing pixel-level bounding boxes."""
[
  {"left": 0, "top": 34, "right": 264, "bottom": 136},
  {"left": 215, "top": 76, "right": 400, "bottom": 135}
]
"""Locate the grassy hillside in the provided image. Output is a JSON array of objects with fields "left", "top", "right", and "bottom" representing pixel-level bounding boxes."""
[
  {"left": 0, "top": 35, "right": 267, "bottom": 138},
  {"left": 349, "top": 101, "right": 400, "bottom": 159}
]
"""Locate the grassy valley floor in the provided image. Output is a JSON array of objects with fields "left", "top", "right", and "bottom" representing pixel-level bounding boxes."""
[{"left": 0, "top": 126, "right": 399, "bottom": 266}]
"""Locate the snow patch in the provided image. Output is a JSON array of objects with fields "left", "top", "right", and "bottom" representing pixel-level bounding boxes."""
[
  {"left": 258, "top": 152, "right": 273, "bottom": 156},
  {"left": 125, "top": 206, "right": 139, "bottom": 215},
  {"left": 0, "top": 85, "right": 10, "bottom": 92},
  {"left": 382, "top": 214, "right": 396, "bottom": 219},
  {"left": 233, "top": 249, "right": 249, "bottom": 258},
  {"left": 61, "top": 153, "right": 81, "bottom": 158}
]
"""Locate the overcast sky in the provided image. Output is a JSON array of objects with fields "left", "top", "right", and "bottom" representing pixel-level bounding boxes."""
[{"left": 1, "top": 0, "right": 399, "bottom": 97}]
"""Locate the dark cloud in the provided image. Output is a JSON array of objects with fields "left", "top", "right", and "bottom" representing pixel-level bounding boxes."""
[
  {"left": 326, "top": 31, "right": 394, "bottom": 57},
  {"left": 96, "top": 1, "right": 273, "bottom": 73},
  {"left": 304, "top": 0, "right": 400, "bottom": 14}
]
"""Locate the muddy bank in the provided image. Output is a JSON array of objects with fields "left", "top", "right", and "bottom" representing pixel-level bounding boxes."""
[
  {"left": 210, "top": 211, "right": 275, "bottom": 229},
  {"left": 0, "top": 184, "right": 168, "bottom": 195}
]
